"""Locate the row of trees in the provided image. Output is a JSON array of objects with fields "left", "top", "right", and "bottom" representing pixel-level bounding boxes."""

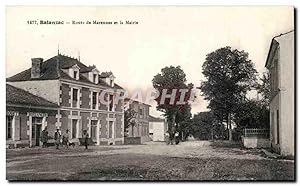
[{"left": 151, "top": 46, "right": 270, "bottom": 141}]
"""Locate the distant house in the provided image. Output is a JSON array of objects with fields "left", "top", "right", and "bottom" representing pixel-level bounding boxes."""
[
  {"left": 7, "top": 53, "right": 125, "bottom": 146},
  {"left": 265, "top": 30, "right": 294, "bottom": 156},
  {"left": 149, "top": 115, "right": 167, "bottom": 141},
  {"left": 6, "top": 84, "right": 59, "bottom": 148},
  {"left": 124, "top": 98, "right": 151, "bottom": 143}
]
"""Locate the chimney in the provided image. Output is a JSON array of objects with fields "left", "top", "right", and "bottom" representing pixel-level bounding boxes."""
[{"left": 31, "top": 58, "right": 43, "bottom": 78}]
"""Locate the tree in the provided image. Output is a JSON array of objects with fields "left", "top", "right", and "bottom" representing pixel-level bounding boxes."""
[
  {"left": 191, "top": 112, "right": 215, "bottom": 140},
  {"left": 124, "top": 108, "right": 137, "bottom": 137},
  {"left": 152, "top": 66, "right": 194, "bottom": 142},
  {"left": 200, "top": 46, "right": 257, "bottom": 141},
  {"left": 234, "top": 98, "right": 269, "bottom": 130},
  {"left": 256, "top": 72, "right": 270, "bottom": 107}
]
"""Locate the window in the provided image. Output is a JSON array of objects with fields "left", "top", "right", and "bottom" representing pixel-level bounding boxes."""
[
  {"left": 109, "top": 95, "right": 114, "bottom": 111},
  {"left": 137, "top": 124, "right": 140, "bottom": 136},
  {"left": 91, "top": 120, "right": 97, "bottom": 140},
  {"left": 74, "top": 71, "right": 78, "bottom": 79},
  {"left": 149, "top": 123, "right": 153, "bottom": 130},
  {"left": 276, "top": 110, "right": 280, "bottom": 144},
  {"left": 72, "top": 119, "right": 78, "bottom": 138},
  {"left": 110, "top": 79, "right": 113, "bottom": 86},
  {"left": 92, "top": 92, "right": 97, "bottom": 109},
  {"left": 32, "top": 117, "right": 42, "bottom": 141},
  {"left": 139, "top": 108, "right": 144, "bottom": 118},
  {"left": 93, "top": 74, "right": 97, "bottom": 83},
  {"left": 108, "top": 121, "right": 114, "bottom": 138},
  {"left": 6, "top": 116, "right": 13, "bottom": 139},
  {"left": 271, "top": 112, "right": 274, "bottom": 142},
  {"left": 72, "top": 88, "right": 78, "bottom": 108}
]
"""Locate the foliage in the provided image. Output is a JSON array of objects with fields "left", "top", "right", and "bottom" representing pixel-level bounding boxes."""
[
  {"left": 200, "top": 46, "right": 257, "bottom": 140},
  {"left": 152, "top": 66, "right": 194, "bottom": 133},
  {"left": 255, "top": 72, "right": 270, "bottom": 107},
  {"left": 234, "top": 99, "right": 270, "bottom": 129},
  {"left": 124, "top": 108, "right": 137, "bottom": 137},
  {"left": 191, "top": 112, "right": 215, "bottom": 140},
  {"left": 178, "top": 111, "right": 226, "bottom": 140}
]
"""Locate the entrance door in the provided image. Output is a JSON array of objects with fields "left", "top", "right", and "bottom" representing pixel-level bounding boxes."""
[
  {"left": 108, "top": 121, "right": 114, "bottom": 139},
  {"left": 91, "top": 120, "right": 97, "bottom": 141},
  {"left": 72, "top": 119, "right": 78, "bottom": 139},
  {"left": 35, "top": 124, "right": 42, "bottom": 146},
  {"left": 32, "top": 117, "right": 42, "bottom": 146}
]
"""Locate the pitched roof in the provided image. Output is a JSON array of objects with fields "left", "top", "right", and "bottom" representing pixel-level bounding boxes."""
[
  {"left": 80, "top": 65, "right": 96, "bottom": 73},
  {"left": 265, "top": 30, "right": 294, "bottom": 68},
  {"left": 149, "top": 115, "right": 165, "bottom": 122},
  {"left": 6, "top": 84, "right": 59, "bottom": 108},
  {"left": 99, "top": 71, "right": 114, "bottom": 78},
  {"left": 7, "top": 54, "right": 124, "bottom": 90}
]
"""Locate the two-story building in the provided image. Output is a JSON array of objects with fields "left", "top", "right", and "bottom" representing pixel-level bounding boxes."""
[
  {"left": 265, "top": 30, "right": 294, "bottom": 157},
  {"left": 7, "top": 53, "right": 125, "bottom": 147},
  {"left": 124, "top": 98, "right": 150, "bottom": 143}
]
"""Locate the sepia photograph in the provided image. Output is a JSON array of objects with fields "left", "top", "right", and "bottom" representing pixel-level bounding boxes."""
[{"left": 5, "top": 6, "right": 295, "bottom": 181}]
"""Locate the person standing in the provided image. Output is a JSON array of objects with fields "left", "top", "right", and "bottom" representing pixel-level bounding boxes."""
[
  {"left": 62, "top": 129, "right": 70, "bottom": 149},
  {"left": 175, "top": 131, "right": 180, "bottom": 145},
  {"left": 41, "top": 127, "right": 48, "bottom": 148},
  {"left": 54, "top": 129, "right": 61, "bottom": 149},
  {"left": 165, "top": 132, "right": 170, "bottom": 145},
  {"left": 82, "top": 130, "right": 89, "bottom": 150}
]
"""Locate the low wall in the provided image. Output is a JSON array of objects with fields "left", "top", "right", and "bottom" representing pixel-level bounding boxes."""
[
  {"left": 242, "top": 136, "right": 270, "bottom": 149},
  {"left": 6, "top": 140, "right": 30, "bottom": 148},
  {"left": 124, "top": 137, "right": 141, "bottom": 145}
]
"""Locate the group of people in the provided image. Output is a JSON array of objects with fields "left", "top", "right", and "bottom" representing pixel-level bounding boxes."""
[
  {"left": 165, "top": 130, "right": 180, "bottom": 145},
  {"left": 40, "top": 127, "right": 90, "bottom": 149}
]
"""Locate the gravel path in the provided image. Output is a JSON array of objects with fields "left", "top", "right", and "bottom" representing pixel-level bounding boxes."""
[{"left": 6, "top": 141, "right": 295, "bottom": 181}]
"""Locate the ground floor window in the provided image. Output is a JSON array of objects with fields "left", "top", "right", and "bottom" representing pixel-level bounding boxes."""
[
  {"left": 276, "top": 110, "right": 280, "bottom": 144},
  {"left": 137, "top": 124, "right": 140, "bottom": 136},
  {"left": 91, "top": 120, "right": 97, "bottom": 140},
  {"left": 72, "top": 119, "right": 78, "bottom": 138},
  {"left": 108, "top": 121, "right": 114, "bottom": 138},
  {"left": 6, "top": 115, "right": 13, "bottom": 139}
]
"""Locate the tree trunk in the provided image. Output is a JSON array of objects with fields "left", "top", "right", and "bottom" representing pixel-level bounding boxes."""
[
  {"left": 168, "top": 113, "right": 176, "bottom": 145},
  {"left": 131, "top": 125, "right": 134, "bottom": 137},
  {"left": 228, "top": 113, "right": 232, "bottom": 141}
]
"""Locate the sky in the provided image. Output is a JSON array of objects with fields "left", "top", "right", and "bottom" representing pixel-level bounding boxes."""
[{"left": 6, "top": 6, "right": 294, "bottom": 117}]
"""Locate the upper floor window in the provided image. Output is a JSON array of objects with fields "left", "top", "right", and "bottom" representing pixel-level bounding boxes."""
[
  {"left": 139, "top": 108, "right": 144, "bottom": 118},
  {"left": 68, "top": 64, "right": 80, "bottom": 80},
  {"left": 270, "top": 58, "right": 279, "bottom": 98},
  {"left": 92, "top": 92, "right": 98, "bottom": 109},
  {"left": 93, "top": 74, "right": 97, "bottom": 83},
  {"left": 74, "top": 71, "right": 78, "bottom": 80},
  {"left": 109, "top": 94, "right": 114, "bottom": 111},
  {"left": 72, "top": 88, "right": 79, "bottom": 108}
]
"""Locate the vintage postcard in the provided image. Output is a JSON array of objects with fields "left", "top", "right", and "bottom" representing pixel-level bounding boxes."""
[{"left": 5, "top": 6, "right": 295, "bottom": 181}]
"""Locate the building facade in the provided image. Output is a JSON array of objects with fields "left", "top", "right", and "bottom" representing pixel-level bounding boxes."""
[
  {"left": 265, "top": 30, "right": 294, "bottom": 156},
  {"left": 124, "top": 99, "right": 150, "bottom": 143},
  {"left": 7, "top": 54, "right": 125, "bottom": 146},
  {"left": 149, "top": 115, "right": 167, "bottom": 142},
  {"left": 6, "top": 84, "right": 59, "bottom": 148}
]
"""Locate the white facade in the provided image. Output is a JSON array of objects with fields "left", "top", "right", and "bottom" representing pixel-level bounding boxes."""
[
  {"left": 266, "top": 31, "right": 294, "bottom": 157},
  {"left": 149, "top": 117, "right": 167, "bottom": 141}
]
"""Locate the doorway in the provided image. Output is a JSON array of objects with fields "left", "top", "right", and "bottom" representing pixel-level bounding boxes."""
[
  {"left": 91, "top": 120, "right": 97, "bottom": 142},
  {"left": 32, "top": 117, "right": 42, "bottom": 146},
  {"left": 72, "top": 119, "right": 78, "bottom": 139}
]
